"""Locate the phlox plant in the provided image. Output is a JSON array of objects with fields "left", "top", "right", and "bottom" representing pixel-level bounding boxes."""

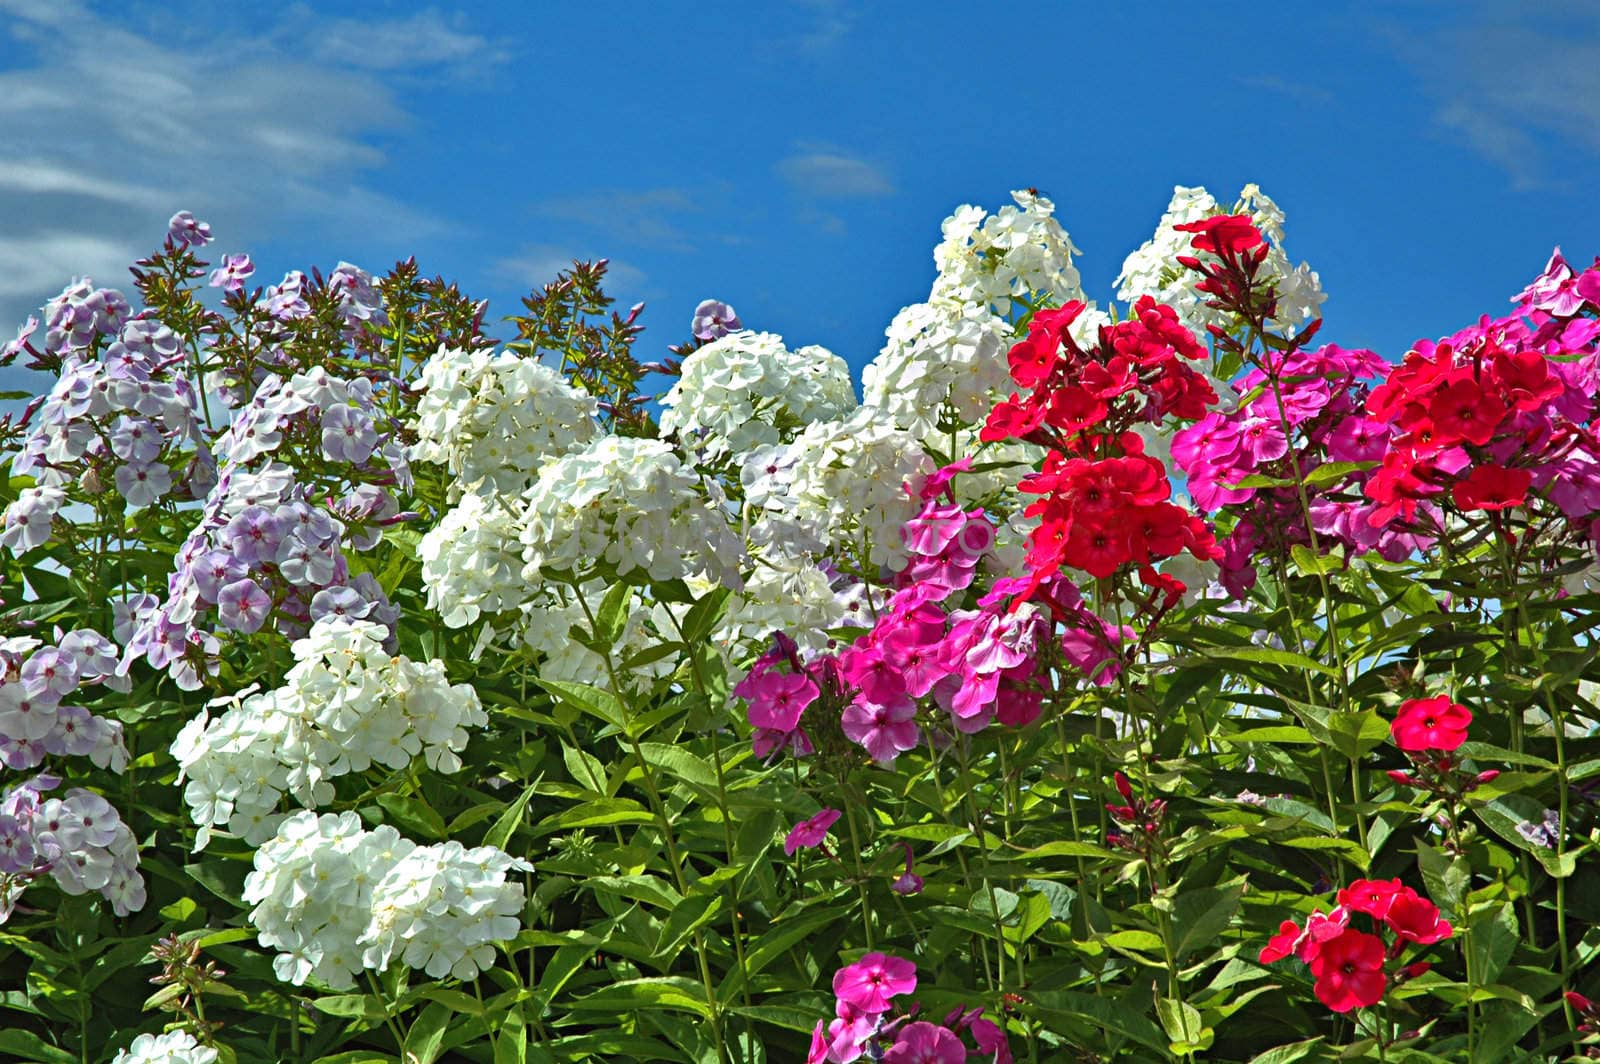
[{"left": 0, "top": 183, "right": 1596, "bottom": 1064}]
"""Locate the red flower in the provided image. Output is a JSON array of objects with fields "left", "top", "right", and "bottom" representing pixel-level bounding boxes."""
[
  {"left": 1427, "top": 376, "right": 1506, "bottom": 447},
  {"left": 1259, "top": 919, "right": 1301, "bottom": 964},
  {"left": 1173, "top": 214, "right": 1265, "bottom": 256},
  {"left": 1337, "top": 878, "right": 1404, "bottom": 920},
  {"left": 1309, "top": 929, "right": 1387, "bottom": 1013},
  {"left": 1390, "top": 695, "right": 1472, "bottom": 752},
  {"left": 981, "top": 393, "right": 1045, "bottom": 442},
  {"left": 1007, "top": 330, "right": 1061, "bottom": 390},
  {"left": 1451, "top": 464, "right": 1532, "bottom": 512},
  {"left": 1384, "top": 890, "right": 1453, "bottom": 945},
  {"left": 1489, "top": 348, "right": 1563, "bottom": 412}
]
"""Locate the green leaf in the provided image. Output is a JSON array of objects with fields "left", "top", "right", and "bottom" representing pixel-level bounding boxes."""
[
  {"left": 1027, "top": 989, "right": 1170, "bottom": 1055},
  {"left": 406, "top": 1001, "right": 453, "bottom": 1064},
  {"left": 566, "top": 976, "right": 711, "bottom": 1019},
  {"left": 535, "top": 678, "right": 628, "bottom": 730},
  {"left": 1247, "top": 1038, "right": 1325, "bottom": 1064},
  {"left": 1301, "top": 460, "right": 1375, "bottom": 487},
  {"left": 593, "top": 581, "right": 633, "bottom": 649},
  {"left": 484, "top": 784, "right": 538, "bottom": 850},
  {"left": 1200, "top": 644, "right": 1340, "bottom": 678},
  {"left": 680, "top": 587, "right": 733, "bottom": 645},
  {"left": 655, "top": 892, "right": 724, "bottom": 963},
  {"left": 495, "top": 1002, "right": 528, "bottom": 1064},
  {"left": 1007, "top": 839, "right": 1115, "bottom": 860},
  {"left": 1467, "top": 901, "right": 1519, "bottom": 987},
  {"left": 376, "top": 792, "right": 447, "bottom": 840},
  {"left": 1327, "top": 708, "right": 1389, "bottom": 761},
  {"left": 725, "top": 907, "right": 842, "bottom": 998},
  {"left": 0, "top": 1028, "right": 77, "bottom": 1064},
  {"left": 310, "top": 1053, "right": 394, "bottom": 1064},
  {"left": 1102, "top": 929, "right": 1165, "bottom": 953},
  {"left": 1290, "top": 544, "right": 1342, "bottom": 576},
  {"left": 1155, "top": 996, "right": 1213, "bottom": 1055},
  {"left": 1227, "top": 725, "right": 1317, "bottom": 744},
  {"left": 540, "top": 798, "right": 653, "bottom": 831},
  {"left": 637, "top": 742, "right": 717, "bottom": 789},
  {"left": 1172, "top": 878, "right": 1246, "bottom": 961}
]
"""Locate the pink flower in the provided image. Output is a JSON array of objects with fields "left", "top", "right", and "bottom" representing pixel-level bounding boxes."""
[
  {"left": 832, "top": 953, "right": 917, "bottom": 1015},
  {"left": 883, "top": 1021, "right": 964, "bottom": 1064},
  {"left": 890, "top": 843, "right": 923, "bottom": 895},
  {"left": 744, "top": 671, "right": 819, "bottom": 734},
  {"left": 784, "top": 808, "right": 841, "bottom": 856},
  {"left": 841, "top": 698, "right": 920, "bottom": 765}
]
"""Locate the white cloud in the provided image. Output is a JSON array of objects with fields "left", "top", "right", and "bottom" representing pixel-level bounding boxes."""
[
  {"left": 778, "top": 150, "right": 894, "bottom": 199},
  {"left": 493, "top": 243, "right": 647, "bottom": 295},
  {"left": 533, "top": 188, "right": 704, "bottom": 251},
  {"left": 0, "top": 3, "right": 498, "bottom": 331}
]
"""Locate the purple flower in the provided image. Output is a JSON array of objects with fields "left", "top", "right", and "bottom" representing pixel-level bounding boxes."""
[
  {"left": 276, "top": 533, "right": 338, "bottom": 586},
  {"left": 114, "top": 460, "right": 172, "bottom": 509},
  {"left": 310, "top": 585, "right": 372, "bottom": 622},
  {"left": 0, "top": 682, "right": 59, "bottom": 742},
  {"left": 890, "top": 843, "right": 923, "bottom": 895},
  {"left": 221, "top": 506, "right": 284, "bottom": 566},
  {"left": 191, "top": 550, "right": 247, "bottom": 603},
  {"left": 0, "top": 813, "right": 35, "bottom": 874},
  {"left": 208, "top": 253, "right": 255, "bottom": 293},
  {"left": 265, "top": 270, "right": 310, "bottom": 320},
  {"left": 108, "top": 416, "right": 163, "bottom": 464},
  {"left": 784, "top": 808, "right": 841, "bottom": 856},
  {"left": 692, "top": 299, "right": 741, "bottom": 341},
  {"left": 167, "top": 211, "right": 213, "bottom": 248},
  {"left": 841, "top": 697, "right": 920, "bottom": 766},
  {"left": 216, "top": 578, "right": 271, "bottom": 633},
  {"left": 883, "top": 1022, "right": 965, "bottom": 1064},
  {"left": 20, "top": 648, "right": 78, "bottom": 699},
  {"left": 321, "top": 404, "right": 378, "bottom": 464}
]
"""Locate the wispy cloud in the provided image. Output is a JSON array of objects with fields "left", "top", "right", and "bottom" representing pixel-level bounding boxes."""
[
  {"left": 1383, "top": 12, "right": 1600, "bottom": 189},
  {"left": 533, "top": 188, "right": 704, "bottom": 252},
  {"left": 0, "top": 3, "right": 501, "bottom": 330},
  {"left": 492, "top": 243, "right": 647, "bottom": 294},
  {"left": 1236, "top": 74, "right": 1333, "bottom": 106},
  {"left": 789, "top": 0, "right": 860, "bottom": 54},
  {"left": 292, "top": 5, "right": 511, "bottom": 78},
  {"left": 778, "top": 148, "right": 894, "bottom": 199}
]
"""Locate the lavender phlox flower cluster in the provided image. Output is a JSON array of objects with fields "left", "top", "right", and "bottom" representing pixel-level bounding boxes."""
[
  {"left": 242, "top": 810, "right": 529, "bottom": 989},
  {"left": 171, "top": 618, "right": 487, "bottom": 849},
  {"left": 326, "top": 262, "right": 388, "bottom": 342},
  {"left": 4, "top": 297, "right": 203, "bottom": 528},
  {"left": 264, "top": 270, "right": 312, "bottom": 321},
  {"left": 167, "top": 210, "right": 213, "bottom": 250},
  {"left": 658, "top": 330, "right": 857, "bottom": 461},
  {"left": 1116, "top": 183, "right": 1325, "bottom": 336},
  {"left": 0, "top": 630, "right": 131, "bottom": 773},
  {"left": 39, "top": 277, "right": 131, "bottom": 360},
  {"left": 208, "top": 254, "right": 255, "bottom": 294},
  {"left": 930, "top": 188, "right": 1087, "bottom": 314},
  {"left": 0, "top": 774, "right": 145, "bottom": 923},
  {"left": 409, "top": 345, "right": 600, "bottom": 498}
]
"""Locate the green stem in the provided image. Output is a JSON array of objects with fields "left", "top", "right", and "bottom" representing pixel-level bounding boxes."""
[
  {"left": 364, "top": 970, "right": 410, "bottom": 1062},
  {"left": 840, "top": 799, "right": 877, "bottom": 952}
]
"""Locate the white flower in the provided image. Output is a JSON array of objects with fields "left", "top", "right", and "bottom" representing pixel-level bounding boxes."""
[
  {"left": 659, "top": 330, "right": 856, "bottom": 459},
  {"left": 0, "top": 486, "right": 67, "bottom": 554},
  {"left": 172, "top": 620, "right": 487, "bottom": 847},
  {"left": 862, "top": 301, "right": 1015, "bottom": 443},
  {"left": 110, "top": 1029, "right": 218, "bottom": 1064},
  {"left": 419, "top": 492, "right": 533, "bottom": 629},
  {"left": 519, "top": 435, "right": 744, "bottom": 588},
  {"left": 1115, "top": 183, "right": 1325, "bottom": 340},
  {"left": 410, "top": 345, "right": 600, "bottom": 497},
  {"left": 930, "top": 189, "right": 1086, "bottom": 313}
]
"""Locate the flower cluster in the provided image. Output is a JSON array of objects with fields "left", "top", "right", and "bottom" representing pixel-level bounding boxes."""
[
  {"left": 930, "top": 188, "right": 1086, "bottom": 315},
  {"left": 0, "top": 775, "right": 145, "bottom": 922},
  {"left": 171, "top": 619, "right": 487, "bottom": 848},
  {"left": 1115, "top": 183, "right": 1324, "bottom": 337},
  {"left": 410, "top": 344, "right": 601, "bottom": 497},
  {"left": 659, "top": 329, "right": 857, "bottom": 461},
  {"left": 110, "top": 1029, "right": 218, "bottom": 1064},
  {"left": 0, "top": 629, "right": 130, "bottom": 772},
  {"left": 806, "top": 953, "right": 1011, "bottom": 1063},
  {"left": 3, "top": 287, "right": 205, "bottom": 526},
  {"left": 241, "top": 810, "right": 530, "bottom": 989},
  {"left": 861, "top": 300, "right": 1018, "bottom": 444},
  {"left": 1260, "top": 878, "right": 1452, "bottom": 1012}
]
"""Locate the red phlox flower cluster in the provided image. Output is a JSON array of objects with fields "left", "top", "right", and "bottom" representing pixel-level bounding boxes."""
[
  {"left": 1260, "top": 878, "right": 1452, "bottom": 1013},
  {"left": 807, "top": 954, "right": 1012, "bottom": 1064}
]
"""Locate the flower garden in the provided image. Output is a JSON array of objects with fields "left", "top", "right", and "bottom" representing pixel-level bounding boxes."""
[{"left": 0, "top": 185, "right": 1597, "bottom": 1063}]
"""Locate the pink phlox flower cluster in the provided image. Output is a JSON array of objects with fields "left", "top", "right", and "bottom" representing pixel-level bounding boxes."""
[
  {"left": 806, "top": 954, "right": 1012, "bottom": 1063},
  {"left": 737, "top": 631, "right": 838, "bottom": 760}
]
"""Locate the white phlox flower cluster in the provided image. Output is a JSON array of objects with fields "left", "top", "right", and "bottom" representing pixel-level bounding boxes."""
[
  {"left": 409, "top": 345, "right": 600, "bottom": 497},
  {"left": 1114, "top": 183, "right": 1325, "bottom": 338},
  {"left": 930, "top": 189, "right": 1088, "bottom": 313},
  {"left": 110, "top": 1029, "right": 218, "bottom": 1064},
  {"left": 242, "top": 811, "right": 529, "bottom": 989},
  {"left": 171, "top": 619, "right": 487, "bottom": 849},
  {"left": 713, "top": 556, "right": 851, "bottom": 666},
  {"left": 418, "top": 492, "right": 533, "bottom": 629},
  {"left": 659, "top": 330, "right": 857, "bottom": 460},
  {"left": 517, "top": 580, "right": 680, "bottom": 684},
  {"left": 520, "top": 436, "right": 744, "bottom": 588},
  {"left": 862, "top": 301, "right": 1015, "bottom": 443},
  {"left": 743, "top": 406, "right": 934, "bottom": 571}
]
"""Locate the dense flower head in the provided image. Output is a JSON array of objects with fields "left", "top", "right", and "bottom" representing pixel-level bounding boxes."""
[
  {"left": 519, "top": 434, "right": 745, "bottom": 587},
  {"left": 0, "top": 629, "right": 130, "bottom": 773},
  {"left": 111, "top": 1029, "right": 218, "bottom": 1064},
  {"left": 410, "top": 344, "right": 601, "bottom": 497},
  {"left": 660, "top": 329, "right": 857, "bottom": 460},
  {"left": 0, "top": 776, "right": 145, "bottom": 922},
  {"left": 930, "top": 189, "right": 1087, "bottom": 313},
  {"left": 862, "top": 300, "right": 1020, "bottom": 443},
  {"left": 1389, "top": 695, "right": 1472, "bottom": 752},
  {"left": 171, "top": 619, "right": 487, "bottom": 848},
  {"left": 807, "top": 955, "right": 1010, "bottom": 1064},
  {"left": 1116, "top": 183, "right": 1324, "bottom": 337},
  {"left": 242, "top": 810, "right": 529, "bottom": 989}
]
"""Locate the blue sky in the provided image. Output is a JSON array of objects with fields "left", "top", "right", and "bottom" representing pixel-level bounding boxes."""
[{"left": 2, "top": 0, "right": 1598, "bottom": 391}]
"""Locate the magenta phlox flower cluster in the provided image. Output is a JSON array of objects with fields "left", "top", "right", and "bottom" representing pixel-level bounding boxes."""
[
  {"left": 806, "top": 953, "right": 1011, "bottom": 1064},
  {"left": 0, "top": 774, "right": 145, "bottom": 923},
  {"left": 737, "top": 630, "right": 841, "bottom": 760}
]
